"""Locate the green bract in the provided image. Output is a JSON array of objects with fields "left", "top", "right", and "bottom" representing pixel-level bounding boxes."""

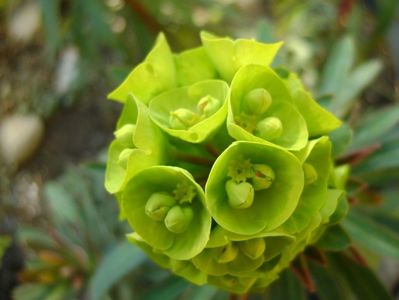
[
  {"left": 105, "top": 32, "right": 347, "bottom": 293},
  {"left": 205, "top": 141, "right": 304, "bottom": 235}
]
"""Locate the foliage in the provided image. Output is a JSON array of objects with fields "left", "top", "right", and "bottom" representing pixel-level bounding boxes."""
[{"left": 5, "top": 0, "right": 399, "bottom": 299}]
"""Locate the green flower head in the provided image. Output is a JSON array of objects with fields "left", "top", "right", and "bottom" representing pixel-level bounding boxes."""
[{"left": 105, "top": 32, "right": 347, "bottom": 293}]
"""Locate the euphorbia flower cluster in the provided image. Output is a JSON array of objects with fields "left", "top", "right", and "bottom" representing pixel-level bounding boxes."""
[{"left": 105, "top": 32, "right": 348, "bottom": 293}]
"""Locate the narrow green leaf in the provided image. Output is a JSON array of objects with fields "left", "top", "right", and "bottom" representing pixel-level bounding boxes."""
[
  {"left": 319, "top": 36, "right": 354, "bottom": 96},
  {"left": 315, "top": 225, "right": 351, "bottom": 251},
  {"left": 266, "top": 270, "right": 306, "bottom": 300},
  {"left": 328, "top": 253, "right": 392, "bottom": 300},
  {"left": 350, "top": 105, "right": 399, "bottom": 151},
  {"left": 38, "top": 0, "right": 61, "bottom": 59},
  {"left": 142, "top": 277, "right": 189, "bottom": 300},
  {"left": 88, "top": 241, "right": 146, "bottom": 300},
  {"left": 309, "top": 261, "right": 351, "bottom": 300},
  {"left": 331, "top": 60, "right": 382, "bottom": 117},
  {"left": 44, "top": 181, "right": 80, "bottom": 225},
  {"left": 328, "top": 123, "right": 353, "bottom": 157},
  {"left": 342, "top": 210, "right": 399, "bottom": 260},
  {"left": 13, "top": 284, "right": 52, "bottom": 300}
]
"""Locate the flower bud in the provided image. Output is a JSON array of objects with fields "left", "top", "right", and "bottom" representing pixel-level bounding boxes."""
[
  {"left": 114, "top": 124, "right": 136, "bottom": 148},
  {"left": 225, "top": 179, "right": 254, "bottom": 209},
  {"left": 145, "top": 192, "right": 176, "bottom": 221},
  {"left": 239, "top": 238, "right": 266, "bottom": 260},
  {"left": 252, "top": 164, "right": 275, "bottom": 191},
  {"left": 244, "top": 88, "right": 272, "bottom": 115},
  {"left": 217, "top": 242, "right": 238, "bottom": 263},
  {"left": 169, "top": 108, "right": 200, "bottom": 129},
  {"left": 197, "top": 95, "right": 221, "bottom": 117},
  {"left": 256, "top": 117, "right": 283, "bottom": 140},
  {"left": 118, "top": 148, "right": 135, "bottom": 168},
  {"left": 303, "top": 163, "right": 318, "bottom": 185},
  {"left": 164, "top": 205, "right": 194, "bottom": 234}
]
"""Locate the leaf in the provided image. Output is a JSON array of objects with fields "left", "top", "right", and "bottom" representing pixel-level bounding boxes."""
[
  {"left": 331, "top": 60, "right": 383, "bottom": 117},
  {"left": 185, "top": 285, "right": 218, "bottom": 300},
  {"left": 328, "top": 253, "right": 392, "bottom": 300},
  {"left": 142, "top": 277, "right": 189, "bottom": 300},
  {"left": 315, "top": 225, "right": 351, "bottom": 251},
  {"left": 38, "top": 0, "right": 61, "bottom": 59},
  {"left": 350, "top": 105, "right": 399, "bottom": 151},
  {"left": 88, "top": 241, "right": 146, "bottom": 300},
  {"left": 266, "top": 270, "right": 306, "bottom": 300},
  {"left": 44, "top": 181, "right": 80, "bottom": 225},
  {"left": 328, "top": 123, "right": 353, "bottom": 157},
  {"left": 318, "top": 36, "right": 354, "bottom": 96},
  {"left": 342, "top": 210, "right": 399, "bottom": 260},
  {"left": 18, "top": 226, "right": 55, "bottom": 248},
  {"left": 309, "top": 261, "right": 351, "bottom": 300},
  {"left": 13, "top": 284, "right": 52, "bottom": 300}
]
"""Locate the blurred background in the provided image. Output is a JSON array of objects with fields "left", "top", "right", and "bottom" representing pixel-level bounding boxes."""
[{"left": 0, "top": 0, "right": 399, "bottom": 299}]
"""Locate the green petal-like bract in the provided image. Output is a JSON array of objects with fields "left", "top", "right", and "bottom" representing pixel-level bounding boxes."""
[
  {"left": 149, "top": 80, "right": 229, "bottom": 143},
  {"left": 205, "top": 141, "right": 304, "bottom": 235},
  {"left": 201, "top": 32, "right": 282, "bottom": 82},
  {"left": 108, "top": 33, "right": 177, "bottom": 104},
  {"left": 228, "top": 64, "right": 308, "bottom": 150},
  {"left": 122, "top": 166, "right": 211, "bottom": 260},
  {"left": 105, "top": 32, "right": 347, "bottom": 293}
]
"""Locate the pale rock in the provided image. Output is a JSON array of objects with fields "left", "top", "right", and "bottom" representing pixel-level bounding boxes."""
[
  {"left": 0, "top": 114, "right": 44, "bottom": 166},
  {"left": 7, "top": 1, "right": 41, "bottom": 43},
  {"left": 54, "top": 46, "right": 79, "bottom": 95}
]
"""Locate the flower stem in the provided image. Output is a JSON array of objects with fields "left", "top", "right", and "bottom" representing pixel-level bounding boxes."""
[
  {"left": 175, "top": 152, "right": 214, "bottom": 167},
  {"left": 204, "top": 143, "right": 220, "bottom": 157}
]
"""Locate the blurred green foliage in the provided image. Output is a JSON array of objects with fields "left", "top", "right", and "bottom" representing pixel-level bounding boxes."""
[{"left": 1, "top": 0, "right": 399, "bottom": 299}]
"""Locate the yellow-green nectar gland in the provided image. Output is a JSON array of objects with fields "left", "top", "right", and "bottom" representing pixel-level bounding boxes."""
[
  {"left": 256, "top": 116, "right": 283, "bottom": 140},
  {"left": 164, "top": 205, "right": 194, "bottom": 234},
  {"left": 303, "top": 163, "right": 318, "bottom": 185},
  {"left": 225, "top": 179, "right": 255, "bottom": 209},
  {"left": 251, "top": 164, "right": 275, "bottom": 191},
  {"left": 239, "top": 238, "right": 266, "bottom": 260},
  {"left": 114, "top": 124, "right": 136, "bottom": 148},
  {"left": 197, "top": 95, "right": 221, "bottom": 118},
  {"left": 244, "top": 88, "right": 273, "bottom": 115},
  {"left": 169, "top": 108, "right": 200, "bottom": 129},
  {"left": 217, "top": 242, "right": 239, "bottom": 263},
  {"left": 145, "top": 192, "right": 176, "bottom": 221},
  {"left": 117, "top": 148, "right": 135, "bottom": 168}
]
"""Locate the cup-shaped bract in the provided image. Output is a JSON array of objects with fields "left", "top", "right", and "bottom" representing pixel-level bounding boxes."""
[
  {"left": 105, "top": 97, "right": 166, "bottom": 194},
  {"left": 282, "top": 137, "right": 334, "bottom": 233},
  {"left": 228, "top": 65, "right": 308, "bottom": 150},
  {"left": 200, "top": 32, "right": 282, "bottom": 82},
  {"left": 277, "top": 69, "right": 342, "bottom": 137},
  {"left": 127, "top": 233, "right": 207, "bottom": 285},
  {"left": 149, "top": 80, "right": 229, "bottom": 143},
  {"left": 174, "top": 47, "right": 218, "bottom": 86},
  {"left": 205, "top": 141, "right": 304, "bottom": 235},
  {"left": 108, "top": 33, "right": 177, "bottom": 104},
  {"left": 122, "top": 166, "right": 211, "bottom": 260}
]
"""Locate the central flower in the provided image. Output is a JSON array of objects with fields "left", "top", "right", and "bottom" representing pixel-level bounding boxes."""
[{"left": 105, "top": 32, "right": 346, "bottom": 294}]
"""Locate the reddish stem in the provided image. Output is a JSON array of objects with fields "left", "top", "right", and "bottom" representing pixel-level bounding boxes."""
[
  {"left": 336, "top": 143, "right": 380, "bottom": 166},
  {"left": 349, "top": 246, "right": 368, "bottom": 267},
  {"left": 291, "top": 255, "right": 316, "bottom": 292},
  {"left": 124, "top": 0, "right": 161, "bottom": 33}
]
